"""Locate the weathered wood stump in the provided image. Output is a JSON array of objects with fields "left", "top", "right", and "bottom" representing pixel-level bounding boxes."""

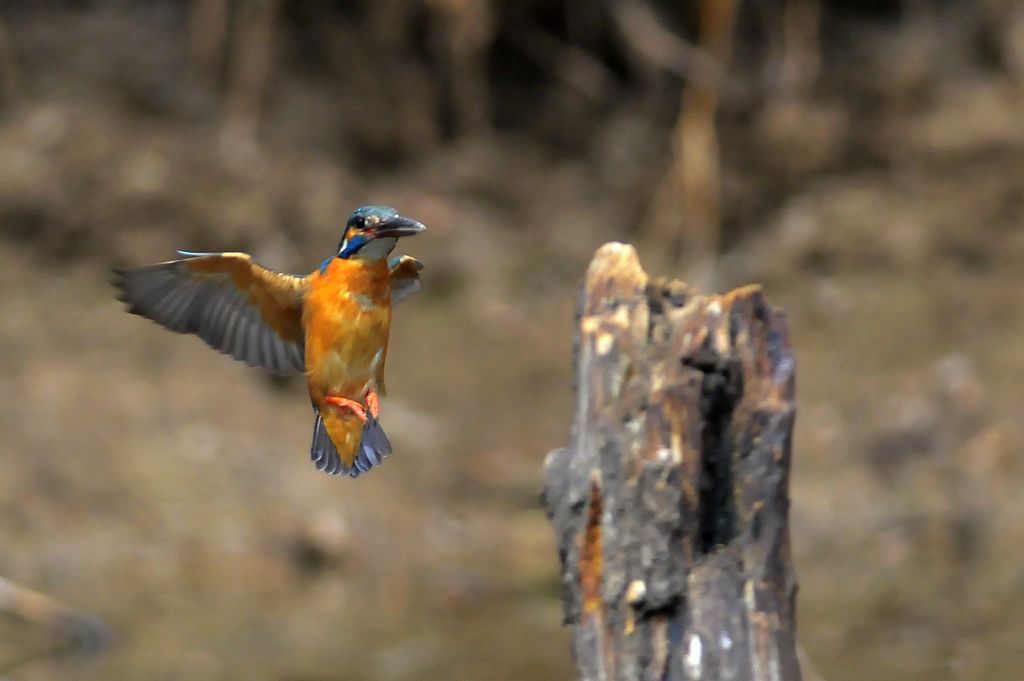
[{"left": 544, "top": 243, "right": 800, "bottom": 681}]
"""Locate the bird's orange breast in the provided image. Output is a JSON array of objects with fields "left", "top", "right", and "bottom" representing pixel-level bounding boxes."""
[{"left": 303, "top": 258, "right": 392, "bottom": 405}]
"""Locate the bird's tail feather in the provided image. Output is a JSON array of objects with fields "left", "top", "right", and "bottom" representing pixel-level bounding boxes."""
[{"left": 311, "top": 411, "right": 392, "bottom": 478}]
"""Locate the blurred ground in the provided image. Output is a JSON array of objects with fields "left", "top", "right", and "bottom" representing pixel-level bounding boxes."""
[{"left": 0, "top": 2, "right": 1022, "bottom": 680}]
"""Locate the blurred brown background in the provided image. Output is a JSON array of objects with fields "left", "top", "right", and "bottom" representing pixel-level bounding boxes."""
[{"left": 0, "top": 1, "right": 1022, "bottom": 680}]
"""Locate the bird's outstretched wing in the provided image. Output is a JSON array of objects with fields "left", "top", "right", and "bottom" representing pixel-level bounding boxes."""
[
  {"left": 389, "top": 255, "right": 423, "bottom": 305},
  {"left": 114, "top": 252, "right": 308, "bottom": 375}
]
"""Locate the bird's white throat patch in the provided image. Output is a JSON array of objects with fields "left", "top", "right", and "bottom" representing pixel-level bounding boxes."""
[{"left": 356, "top": 237, "right": 397, "bottom": 260}]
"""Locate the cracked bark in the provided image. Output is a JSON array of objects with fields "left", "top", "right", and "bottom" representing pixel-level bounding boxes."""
[{"left": 544, "top": 243, "right": 800, "bottom": 681}]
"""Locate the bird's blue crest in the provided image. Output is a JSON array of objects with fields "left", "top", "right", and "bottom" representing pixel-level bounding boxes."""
[{"left": 348, "top": 205, "right": 399, "bottom": 226}]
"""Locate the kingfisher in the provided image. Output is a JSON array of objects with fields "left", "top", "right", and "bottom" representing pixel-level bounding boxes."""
[{"left": 114, "top": 205, "right": 426, "bottom": 478}]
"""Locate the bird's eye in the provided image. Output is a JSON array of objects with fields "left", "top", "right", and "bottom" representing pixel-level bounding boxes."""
[{"left": 355, "top": 217, "right": 367, "bottom": 230}]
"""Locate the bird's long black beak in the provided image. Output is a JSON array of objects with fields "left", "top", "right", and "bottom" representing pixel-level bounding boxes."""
[{"left": 372, "top": 215, "right": 426, "bottom": 239}]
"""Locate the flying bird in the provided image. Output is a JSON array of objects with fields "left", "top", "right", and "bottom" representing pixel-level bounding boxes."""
[{"left": 114, "top": 205, "right": 425, "bottom": 478}]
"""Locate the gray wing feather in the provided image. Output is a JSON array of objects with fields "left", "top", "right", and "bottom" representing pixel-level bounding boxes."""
[
  {"left": 114, "top": 261, "right": 306, "bottom": 375},
  {"left": 389, "top": 256, "right": 424, "bottom": 306},
  {"left": 391, "top": 277, "right": 422, "bottom": 305}
]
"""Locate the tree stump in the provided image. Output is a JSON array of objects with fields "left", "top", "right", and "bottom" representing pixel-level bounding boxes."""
[{"left": 544, "top": 243, "right": 800, "bottom": 681}]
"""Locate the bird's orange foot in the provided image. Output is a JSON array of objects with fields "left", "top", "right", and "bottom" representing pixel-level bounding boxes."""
[
  {"left": 325, "top": 395, "right": 367, "bottom": 423},
  {"left": 366, "top": 391, "right": 380, "bottom": 419}
]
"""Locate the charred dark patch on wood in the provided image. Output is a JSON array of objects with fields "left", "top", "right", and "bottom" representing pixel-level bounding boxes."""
[{"left": 682, "top": 350, "right": 743, "bottom": 555}]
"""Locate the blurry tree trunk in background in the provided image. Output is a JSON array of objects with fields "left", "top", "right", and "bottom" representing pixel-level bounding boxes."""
[
  {"left": 643, "top": 0, "right": 739, "bottom": 280},
  {"left": 428, "top": 0, "right": 494, "bottom": 138},
  {"left": 0, "top": 14, "right": 21, "bottom": 107},
  {"left": 777, "top": 0, "right": 821, "bottom": 99},
  {"left": 610, "top": 1, "right": 728, "bottom": 95},
  {"left": 368, "top": 0, "right": 441, "bottom": 155},
  {"left": 1007, "top": 6, "right": 1024, "bottom": 79},
  {"left": 503, "top": 15, "right": 617, "bottom": 105},
  {"left": 0, "top": 576, "right": 108, "bottom": 674},
  {"left": 754, "top": 0, "right": 833, "bottom": 178},
  {"left": 609, "top": 0, "right": 733, "bottom": 170},
  {"left": 190, "top": 0, "right": 229, "bottom": 93},
  {"left": 983, "top": 0, "right": 1024, "bottom": 79},
  {"left": 222, "top": 0, "right": 279, "bottom": 147},
  {"left": 544, "top": 243, "right": 801, "bottom": 681}
]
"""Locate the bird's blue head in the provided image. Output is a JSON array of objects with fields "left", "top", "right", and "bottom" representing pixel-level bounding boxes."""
[{"left": 336, "top": 205, "right": 426, "bottom": 260}]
